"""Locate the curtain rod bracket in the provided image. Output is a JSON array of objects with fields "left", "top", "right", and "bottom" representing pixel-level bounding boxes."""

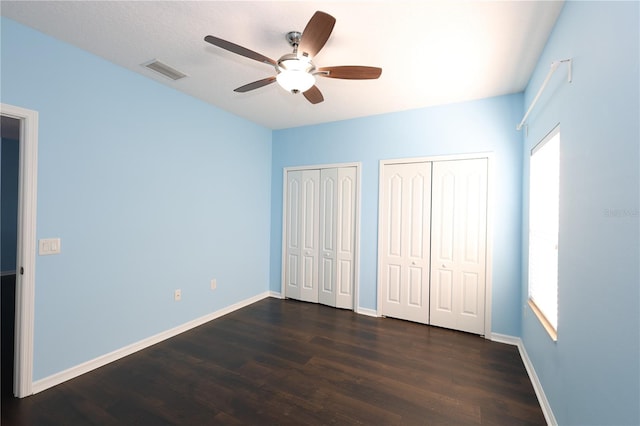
[
  {"left": 557, "top": 58, "right": 572, "bottom": 83},
  {"left": 517, "top": 58, "right": 572, "bottom": 131}
]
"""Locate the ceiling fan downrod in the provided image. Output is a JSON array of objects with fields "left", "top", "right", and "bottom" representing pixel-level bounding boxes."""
[{"left": 285, "top": 31, "right": 302, "bottom": 54}]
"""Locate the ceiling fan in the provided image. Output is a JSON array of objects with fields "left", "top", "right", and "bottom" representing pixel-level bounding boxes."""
[{"left": 204, "top": 11, "right": 382, "bottom": 104}]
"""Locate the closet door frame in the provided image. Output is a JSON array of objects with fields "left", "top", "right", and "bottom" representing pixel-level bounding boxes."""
[
  {"left": 281, "top": 162, "right": 361, "bottom": 311},
  {"left": 377, "top": 153, "right": 494, "bottom": 337}
]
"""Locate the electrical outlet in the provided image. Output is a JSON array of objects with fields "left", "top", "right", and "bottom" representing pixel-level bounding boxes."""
[
  {"left": 210, "top": 279, "right": 217, "bottom": 290},
  {"left": 174, "top": 289, "right": 181, "bottom": 301}
]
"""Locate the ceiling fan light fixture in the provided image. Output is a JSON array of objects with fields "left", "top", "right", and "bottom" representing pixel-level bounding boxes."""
[
  {"left": 276, "top": 54, "right": 316, "bottom": 93},
  {"left": 276, "top": 70, "right": 316, "bottom": 93}
]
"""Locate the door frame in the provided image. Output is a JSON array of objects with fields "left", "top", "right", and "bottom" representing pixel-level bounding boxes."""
[
  {"left": 377, "top": 152, "right": 494, "bottom": 337},
  {"left": 1, "top": 103, "right": 38, "bottom": 397},
  {"left": 281, "top": 162, "right": 361, "bottom": 311}
]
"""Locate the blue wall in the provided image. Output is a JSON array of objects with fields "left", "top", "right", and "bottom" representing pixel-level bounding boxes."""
[
  {"left": 520, "top": 2, "right": 639, "bottom": 425},
  {"left": 1, "top": 138, "right": 20, "bottom": 273},
  {"left": 4, "top": 4, "right": 638, "bottom": 422},
  {"left": 271, "top": 95, "right": 524, "bottom": 336},
  {"left": 1, "top": 18, "right": 273, "bottom": 381}
]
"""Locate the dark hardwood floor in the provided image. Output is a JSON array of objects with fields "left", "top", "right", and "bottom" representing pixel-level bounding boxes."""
[{"left": 1, "top": 298, "right": 545, "bottom": 425}]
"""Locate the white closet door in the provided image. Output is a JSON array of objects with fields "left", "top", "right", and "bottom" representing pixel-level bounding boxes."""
[
  {"left": 335, "top": 167, "right": 356, "bottom": 309},
  {"left": 430, "top": 159, "right": 487, "bottom": 334},
  {"left": 285, "top": 169, "right": 320, "bottom": 303},
  {"left": 285, "top": 170, "right": 302, "bottom": 300},
  {"left": 318, "top": 168, "right": 338, "bottom": 307},
  {"left": 380, "top": 162, "right": 432, "bottom": 324},
  {"left": 285, "top": 166, "right": 357, "bottom": 308},
  {"left": 319, "top": 167, "right": 356, "bottom": 309}
]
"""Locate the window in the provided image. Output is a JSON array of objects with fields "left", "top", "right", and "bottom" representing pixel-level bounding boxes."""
[{"left": 528, "top": 126, "right": 560, "bottom": 341}]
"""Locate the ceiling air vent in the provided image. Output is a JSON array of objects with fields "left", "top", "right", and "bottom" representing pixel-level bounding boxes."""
[{"left": 142, "top": 59, "right": 187, "bottom": 81}]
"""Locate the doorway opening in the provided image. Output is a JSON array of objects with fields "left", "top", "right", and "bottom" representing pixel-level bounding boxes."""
[
  {"left": 1, "top": 103, "right": 39, "bottom": 399},
  {"left": 1, "top": 116, "right": 20, "bottom": 401}
]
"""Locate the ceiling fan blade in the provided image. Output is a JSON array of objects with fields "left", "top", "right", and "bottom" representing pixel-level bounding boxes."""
[
  {"left": 234, "top": 76, "right": 277, "bottom": 93},
  {"left": 317, "top": 66, "right": 382, "bottom": 80},
  {"left": 204, "top": 35, "right": 276, "bottom": 67},
  {"left": 298, "top": 11, "right": 336, "bottom": 58},
  {"left": 303, "top": 85, "right": 324, "bottom": 104}
]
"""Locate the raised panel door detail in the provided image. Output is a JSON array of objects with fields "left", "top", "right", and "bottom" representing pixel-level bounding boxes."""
[
  {"left": 336, "top": 175, "right": 354, "bottom": 301},
  {"left": 462, "top": 272, "right": 479, "bottom": 315},
  {"left": 322, "top": 177, "right": 335, "bottom": 252},
  {"left": 380, "top": 162, "right": 431, "bottom": 324},
  {"left": 436, "top": 269, "right": 453, "bottom": 312},
  {"left": 340, "top": 177, "right": 353, "bottom": 253},
  {"left": 338, "top": 260, "right": 352, "bottom": 296},
  {"left": 430, "top": 159, "right": 487, "bottom": 334},
  {"left": 303, "top": 178, "right": 317, "bottom": 251},
  {"left": 464, "top": 173, "right": 482, "bottom": 264},
  {"left": 388, "top": 174, "right": 403, "bottom": 257},
  {"left": 410, "top": 174, "right": 426, "bottom": 259},
  {"left": 303, "top": 256, "right": 315, "bottom": 289},
  {"left": 287, "top": 254, "right": 299, "bottom": 288},
  {"left": 408, "top": 267, "right": 423, "bottom": 306},
  {"left": 334, "top": 167, "right": 356, "bottom": 309},
  {"left": 437, "top": 172, "right": 455, "bottom": 263},
  {"left": 301, "top": 170, "right": 320, "bottom": 303},
  {"left": 387, "top": 264, "right": 401, "bottom": 303},
  {"left": 288, "top": 179, "right": 300, "bottom": 251},
  {"left": 285, "top": 171, "right": 302, "bottom": 300},
  {"left": 321, "top": 258, "right": 333, "bottom": 293},
  {"left": 319, "top": 168, "right": 337, "bottom": 307}
]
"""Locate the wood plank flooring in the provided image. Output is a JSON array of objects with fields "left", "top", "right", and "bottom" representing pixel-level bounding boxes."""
[{"left": 1, "top": 298, "right": 546, "bottom": 425}]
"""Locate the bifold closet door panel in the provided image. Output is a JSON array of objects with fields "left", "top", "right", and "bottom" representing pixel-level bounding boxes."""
[
  {"left": 430, "top": 159, "right": 488, "bottom": 334},
  {"left": 335, "top": 167, "right": 356, "bottom": 309},
  {"left": 380, "top": 162, "right": 432, "bottom": 324},
  {"left": 285, "top": 169, "right": 320, "bottom": 303},
  {"left": 319, "top": 168, "right": 338, "bottom": 307},
  {"left": 319, "top": 167, "right": 356, "bottom": 309}
]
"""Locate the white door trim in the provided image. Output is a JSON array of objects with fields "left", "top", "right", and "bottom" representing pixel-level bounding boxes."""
[
  {"left": 281, "top": 162, "right": 361, "bottom": 311},
  {"left": 1, "top": 103, "right": 38, "bottom": 397},
  {"left": 377, "top": 152, "right": 494, "bottom": 337}
]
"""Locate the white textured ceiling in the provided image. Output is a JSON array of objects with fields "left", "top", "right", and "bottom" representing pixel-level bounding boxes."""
[{"left": 1, "top": 1, "right": 564, "bottom": 130}]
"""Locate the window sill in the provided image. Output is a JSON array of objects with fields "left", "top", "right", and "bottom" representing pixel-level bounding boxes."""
[{"left": 528, "top": 299, "right": 558, "bottom": 342}]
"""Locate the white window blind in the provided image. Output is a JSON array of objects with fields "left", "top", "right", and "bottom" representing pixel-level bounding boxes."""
[{"left": 528, "top": 126, "right": 560, "bottom": 335}]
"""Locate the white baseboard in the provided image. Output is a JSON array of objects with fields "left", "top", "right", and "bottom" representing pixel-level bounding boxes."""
[
  {"left": 32, "top": 291, "right": 272, "bottom": 395},
  {"left": 490, "top": 333, "right": 557, "bottom": 426},
  {"left": 490, "top": 332, "right": 521, "bottom": 346},
  {"left": 268, "top": 291, "right": 283, "bottom": 299},
  {"left": 356, "top": 307, "right": 378, "bottom": 317}
]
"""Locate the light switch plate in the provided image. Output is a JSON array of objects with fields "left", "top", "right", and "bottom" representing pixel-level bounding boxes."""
[{"left": 39, "top": 238, "right": 61, "bottom": 255}]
